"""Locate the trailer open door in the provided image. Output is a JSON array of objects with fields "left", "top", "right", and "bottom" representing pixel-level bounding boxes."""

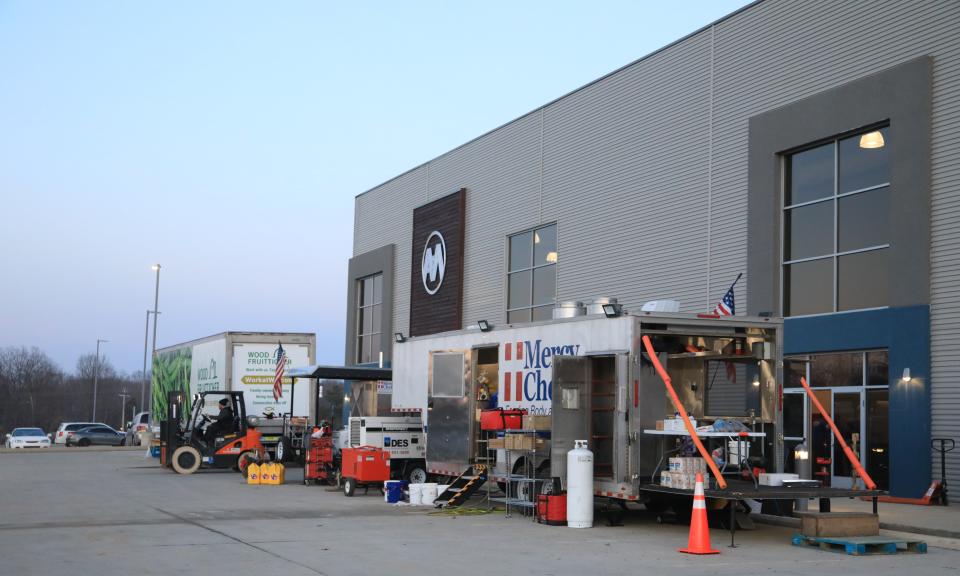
[
  {"left": 551, "top": 355, "right": 591, "bottom": 485},
  {"left": 426, "top": 350, "right": 473, "bottom": 475}
]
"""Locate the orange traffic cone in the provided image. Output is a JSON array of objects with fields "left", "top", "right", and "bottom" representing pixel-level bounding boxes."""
[{"left": 679, "top": 472, "right": 719, "bottom": 555}]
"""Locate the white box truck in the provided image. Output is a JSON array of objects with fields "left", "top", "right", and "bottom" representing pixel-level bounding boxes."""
[{"left": 152, "top": 331, "right": 316, "bottom": 459}]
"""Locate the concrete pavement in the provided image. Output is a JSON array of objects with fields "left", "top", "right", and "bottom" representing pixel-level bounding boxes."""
[{"left": 1, "top": 450, "right": 958, "bottom": 576}]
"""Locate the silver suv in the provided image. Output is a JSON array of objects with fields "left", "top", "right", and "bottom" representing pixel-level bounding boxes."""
[
  {"left": 125, "top": 412, "right": 151, "bottom": 446},
  {"left": 54, "top": 422, "right": 107, "bottom": 445}
]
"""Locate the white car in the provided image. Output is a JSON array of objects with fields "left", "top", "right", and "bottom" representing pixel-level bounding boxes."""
[
  {"left": 5, "top": 428, "right": 51, "bottom": 449},
  {"left": 54, "top": 422, "right": 107, "bottom": 445}
]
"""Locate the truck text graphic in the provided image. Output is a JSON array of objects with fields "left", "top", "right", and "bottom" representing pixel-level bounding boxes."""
[{"left": 502, "top": 339, "right": 580, "bottom": 413}]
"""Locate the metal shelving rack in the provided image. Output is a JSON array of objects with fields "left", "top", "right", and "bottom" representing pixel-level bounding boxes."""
[{"left": 490, "top": 429, "right": 539, "bottom": 519}]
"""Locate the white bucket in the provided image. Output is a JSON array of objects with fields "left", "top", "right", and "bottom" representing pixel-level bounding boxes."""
[
  {"left": 408, "top": 483, "right": 423, "bottom": 505},
  {"left": 437, "top": 484, "right": 450, "bottom": 500},
  {"left": 421, "top": 483, "right": 439, "bottom": 505}
]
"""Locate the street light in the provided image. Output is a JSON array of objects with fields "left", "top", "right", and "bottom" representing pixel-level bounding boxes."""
[
  {"left": 145, "top": 264, "right": 161, "bottom": 411},
  {"left": 118, "top": 392, "right": 131, "bottom": 430},
  {"left": 141, "top": 309, "right": 160, "bottom": 410},
  {"left": 92, "top": 338, "right": 109, "bottom": 421}
]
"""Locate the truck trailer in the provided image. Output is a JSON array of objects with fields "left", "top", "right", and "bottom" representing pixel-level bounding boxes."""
[
  {"left": 392, "top": 311, "right": 783, "bottom": 503},
  {"left": 151, "top": 331, "right": 316, "bottom": 459}
]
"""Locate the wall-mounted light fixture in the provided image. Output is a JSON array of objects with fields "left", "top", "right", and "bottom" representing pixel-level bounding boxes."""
[
  {"left": 859, "top": 130, "right": 885, "bottom": 149},
  {"left": 602, "top": 303, "right": 622, "bottom": 318},
  {"left": 901, "top": 367, "right": 911, "bottom": 382},
  {"left": 478, "top": 320, "right": 492, "bottom": 332},
  {"left": 394, "top": 332, "right": 406, "bottom": 343},
  {"left": 752, "top": 374, "right": 761, "bottom": 387}
]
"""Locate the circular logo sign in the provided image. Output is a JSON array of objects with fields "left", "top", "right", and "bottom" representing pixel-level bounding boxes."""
[{"left": 421, "top": 231, "right": 446, "bottom": 295}]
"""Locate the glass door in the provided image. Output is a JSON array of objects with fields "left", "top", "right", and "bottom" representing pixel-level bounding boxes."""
[{"left": 830, "top": 389, "right": 863, "bottom": 489}]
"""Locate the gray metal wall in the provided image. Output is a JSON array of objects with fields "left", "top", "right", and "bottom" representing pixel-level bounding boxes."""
[{"left": 353, "top": 0, "right": 960, "bottom": 482}]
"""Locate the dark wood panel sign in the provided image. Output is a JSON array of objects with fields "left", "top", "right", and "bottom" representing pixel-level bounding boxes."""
[{"left": 410, "top": 188, "right": 466, "bottom": 337}]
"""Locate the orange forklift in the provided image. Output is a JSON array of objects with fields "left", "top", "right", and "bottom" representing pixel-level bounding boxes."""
[{"left": 160, "top": 390, "right": 265, "bottom": 475}]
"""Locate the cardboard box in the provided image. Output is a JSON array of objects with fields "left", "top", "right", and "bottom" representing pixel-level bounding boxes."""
[
  {"left": 487, "top": 438, "right": 506, "bottom": 450},
  {"left": 522, "top": 415, "right": 551, "bottom": 430},
  {"left": 655, "top": 420, "right": 664, "bottom": 430},
  {"left": 796, "top": 512, "right": 879, "bottom": 537},
  {"left": 505, "top": 434, "right": 544, "bottom": 451}
]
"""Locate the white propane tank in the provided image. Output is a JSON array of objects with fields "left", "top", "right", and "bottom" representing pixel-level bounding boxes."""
[{"left": 566, "top": 440, "right": 594, "bottom": 528}]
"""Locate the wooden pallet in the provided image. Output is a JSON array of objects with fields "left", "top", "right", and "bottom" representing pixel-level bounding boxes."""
[{"left": 792, "top": 534, "right": 927, "bottom": 556}]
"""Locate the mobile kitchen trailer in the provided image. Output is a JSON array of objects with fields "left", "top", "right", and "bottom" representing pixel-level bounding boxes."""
[{"left": 392, "top": 311, "right": 785, "bottom": 502}]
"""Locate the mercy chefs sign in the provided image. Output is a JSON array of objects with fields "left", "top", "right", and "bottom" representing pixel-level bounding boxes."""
[
  {"left": 409, "top": 189, "right": 465, "bottom": 337},
  {"left": 500, "top": 338, "right": 581, "bottom": 415}
]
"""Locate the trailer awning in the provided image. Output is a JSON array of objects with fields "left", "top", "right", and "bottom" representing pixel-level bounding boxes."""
[{"left": 287, "top": 364, "right": 392, "bottom": 381}]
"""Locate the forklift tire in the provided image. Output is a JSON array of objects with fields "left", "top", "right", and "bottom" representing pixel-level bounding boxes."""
[
  {"left": 238, "top": 451, "right": 258, "bottom": 478},
  {"left": 171, "top": 446, "right": 202, "bottom": 475},
  {"left": 343, "top": 477, "right": 356, "bottom": 497}
]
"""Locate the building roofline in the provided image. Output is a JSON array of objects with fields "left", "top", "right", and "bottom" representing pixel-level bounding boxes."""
[{"left": 354, "top": 0, "right": 765, "bottom": 200}]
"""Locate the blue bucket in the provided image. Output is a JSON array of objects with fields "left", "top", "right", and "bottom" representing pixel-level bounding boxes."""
[
  {"left": 150, "top": 446, "right": 160, "bottom": 458},
  {"left": 385, "top": 480, "right": 404, "bottom": 503}
]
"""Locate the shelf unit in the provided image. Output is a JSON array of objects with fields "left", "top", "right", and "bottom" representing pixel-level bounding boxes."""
[{"left": 489, "top": 429, "right": 540, "bottom": 520}]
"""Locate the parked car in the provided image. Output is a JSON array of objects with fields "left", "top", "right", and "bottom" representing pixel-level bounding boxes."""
[
  {"left": 5, "top": 428, "right": 51, "bottom": 449},
  {"left": 66, "top": 425, "right": 125, "bottom": 447},
  {"left": 54, "top": 422, "right": 108, "bottom": 445},
  {"left": 125, "top": 411, "right": 151, "bottom": 446}
]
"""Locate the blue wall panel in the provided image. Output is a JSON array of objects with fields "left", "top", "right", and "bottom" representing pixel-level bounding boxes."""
[{"left": 784, "top": 306, "right": 931, "bottom": 497}]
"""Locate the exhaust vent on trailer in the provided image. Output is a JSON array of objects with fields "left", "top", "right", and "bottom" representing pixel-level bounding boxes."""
[{"left": 553, "top": 301, "right": 585, "bottom": 319}]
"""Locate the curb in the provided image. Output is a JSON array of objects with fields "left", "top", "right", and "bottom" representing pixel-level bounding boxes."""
[{"left": 753, "top": 512, "right": 960, "bottom": 541}]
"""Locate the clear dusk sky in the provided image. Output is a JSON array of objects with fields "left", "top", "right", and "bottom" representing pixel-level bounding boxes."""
[{"left": 0, "top": 1, "right": 751, "bottom": 373}]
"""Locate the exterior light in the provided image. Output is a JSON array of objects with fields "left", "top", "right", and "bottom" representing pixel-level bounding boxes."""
[
  {"left": 794, "top": 441, "right": 809, "bottom": 462},
  {"left": 901, "top": 367, "right": 911, "bottom": 382},
  {"left": 344, "top": 395, "right": 351, "bottom": 403},
  {"left": 546, "top": 251, "right": 558, "bottom": 263},
  {"left": 394, "top": 332, "right": 405, "bottom": 343},
  {"left": 752, "top": 375, "right": 760, "bottom": 387},
  {"left": 602, "top": 303, "right": 622, "bottom": 318},
  {"left": 478, "top": 320, "right": 492, "bottom": 332},
  {"left": 859, "top": 130, "right": 885, "bottom": 149}
]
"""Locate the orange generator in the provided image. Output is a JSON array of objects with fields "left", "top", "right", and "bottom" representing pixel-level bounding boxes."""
[{"left": 340, "top": 446, "right": 391, "bottom": 497}]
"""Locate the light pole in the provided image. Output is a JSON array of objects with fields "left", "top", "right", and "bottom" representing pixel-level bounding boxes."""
[
  {"left": 141, "top": 309, "right": 159, "bottom": 410},
  {"left": 92, "top": 338, "right": 109, "bottom": 422},
  {"left": 149, "top": 263, "right": 161, "bottom": 410},
  {"left": 118, "top": 392, "right": 131, "bottom": 430}
]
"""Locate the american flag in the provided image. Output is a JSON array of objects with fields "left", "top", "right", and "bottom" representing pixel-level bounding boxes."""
[
  {"left": 273, "top": 343, "right": 286, "bottom": 402},
  {"left": 713, "top": 273, "right": 742, "bottom": 316}
]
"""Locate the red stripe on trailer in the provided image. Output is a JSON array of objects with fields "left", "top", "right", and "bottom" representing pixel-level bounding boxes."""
[
  {"left": 516, "top": 342, "right": 523, "bottom": 360},
  {"left": 633, "top": 379, "right": 639, "bottom": 408},
  {"left": 505, "top": 344, "right": 511, "bottom": 361},
  {"left": 503, "top": 372, "right": 511, "bottom": 401},
  {"left": 515, "top": 371, "right": 522, "bottom": 401}
]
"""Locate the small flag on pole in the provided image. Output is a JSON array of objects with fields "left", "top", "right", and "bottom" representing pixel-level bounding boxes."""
[
  {"left": 273, "top": 343, "right": 286, "bottom": 402},
  {"left": 713, "top": 273, "right": 742, "bottom": 316}
]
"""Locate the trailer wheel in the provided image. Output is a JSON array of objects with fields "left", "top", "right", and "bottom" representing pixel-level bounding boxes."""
[
  {"left": 343, "top": 477, "right": 356, "bottom": 497},
  {"left": 238, "top": 451, "right": 258, "bottom": 477},
  {"left": 275, "top": 438, "right": 289, "bottom": 463},
  {"left": 171, "top": 446, "right": 202, "bottom": 474},
  {"left": 404, "top": 463, "right": 428, "bottom": 485}
]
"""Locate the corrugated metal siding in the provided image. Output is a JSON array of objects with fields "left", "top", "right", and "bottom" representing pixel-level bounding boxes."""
[
  {"left": 541, "top": 32, "right": 711, "bottom": 313},
  {"left": 354, "top": 166, "right": 427, "bottom": 338},
  {"left": 425, "top": 113, "right": 541, "bottom": 326},
  {"left": 352, "top": 0, "right": 960, "bottom": 481}
]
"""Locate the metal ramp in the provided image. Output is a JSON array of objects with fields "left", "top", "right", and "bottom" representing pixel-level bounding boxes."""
[{"left": 435, "top": 465, "right": 487, "bottom": 508}]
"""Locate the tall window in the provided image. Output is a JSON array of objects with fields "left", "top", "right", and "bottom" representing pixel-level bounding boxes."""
[
  {"left": 356, "top": 273, "right": 382, "bottom": 364},
  {"left": 507, "top": 223, "right": 557, "bottom": 323},
  {"left": 783, "top": 127, "right": 889, "bottom": 316}
]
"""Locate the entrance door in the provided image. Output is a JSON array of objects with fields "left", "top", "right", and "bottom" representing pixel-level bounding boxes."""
[
  {"left": 551, "top": 356, "right": 590, "bottom": 484},
  {"left": 831, "top": 389, "right": 862, "bottom": 489}
]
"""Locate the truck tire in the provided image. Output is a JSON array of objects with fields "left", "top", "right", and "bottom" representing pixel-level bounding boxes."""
[
  {"left": 404, "top": 462, "right": 428, "bottom": 485},
  {"left": 275, "top": 438, "right": 288, "bottom": 463},
  {"left": 171, "top": 446, "right": 202, "bottom": 474},
  {"left": 343, "top": 477, "right": 356, "bottom": 497}
]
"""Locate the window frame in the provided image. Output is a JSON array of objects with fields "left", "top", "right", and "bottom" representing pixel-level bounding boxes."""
[
  {"left": 355, "top": 273, "right": 383, "bottom": 365},
  {"left": 506, "top": 223, "right": 558, "bottom": 323},
  {"left": 780, "top": 125, "right": 890, "bottom": 317}
]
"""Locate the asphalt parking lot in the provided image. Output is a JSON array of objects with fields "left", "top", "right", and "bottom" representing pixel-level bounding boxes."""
[{"left": 1, "top": 450, "right": 958, "bottom": 576}]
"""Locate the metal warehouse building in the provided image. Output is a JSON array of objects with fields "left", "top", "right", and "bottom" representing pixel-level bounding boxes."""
[{"left": 344, "top": 0, "right": 960, "bottom": 497}]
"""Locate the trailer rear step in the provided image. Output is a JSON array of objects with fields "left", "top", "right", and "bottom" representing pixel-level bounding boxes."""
[{"left": 436, "top": 465, "right": 487, "bottom": 508}]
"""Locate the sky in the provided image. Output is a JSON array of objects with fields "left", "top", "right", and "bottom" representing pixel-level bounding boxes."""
[{"left": 0, "top": 0, "right": 752, "bottom": 374}]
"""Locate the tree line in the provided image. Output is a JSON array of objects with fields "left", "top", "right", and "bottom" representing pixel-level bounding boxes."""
[{"left": 0, "top": 346, "right": 148, "bottom": 437}]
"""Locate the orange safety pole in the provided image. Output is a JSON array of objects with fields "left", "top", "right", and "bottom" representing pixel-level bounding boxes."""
[
  {"left": 799, "top": 377, "right": 876, "bottom": 490},
  {"left": 642, "top": 336, "right": 727, "bottom": 490}
]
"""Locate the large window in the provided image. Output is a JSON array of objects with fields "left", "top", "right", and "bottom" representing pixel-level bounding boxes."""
[
  {"left": 356, "top": 273, "right": 382, "bottom": 364},
  {"left": 783, "top": 127, "right": 889, "bottom": 316},
  {"left": 507, "top": 224, "right": 557, "bottom": 323}
]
